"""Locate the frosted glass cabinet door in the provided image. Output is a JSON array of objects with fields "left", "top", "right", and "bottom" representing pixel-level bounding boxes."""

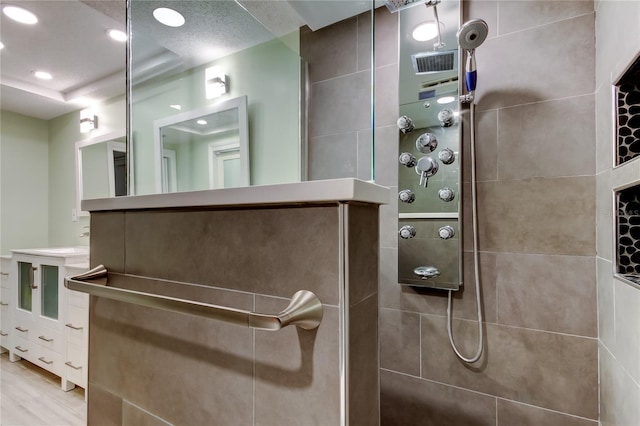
[
  {"left": 17, "top": 261, "right": 33, "bottom": 312},
  {"left": 41, "top": 265, "right": 59, "bottom": 320}
]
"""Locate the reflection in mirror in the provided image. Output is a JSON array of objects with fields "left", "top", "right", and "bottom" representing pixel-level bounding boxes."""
[
  {"left": 395, "top": 0, "right": 462, "bottom": 290},
  {"left": 127, "top": 1, "right": 375, "bottom": 195},
  {"left": 154, "top": 96, "right": 248, "bottom": 192},
  {"left": 75, "top": 130, "right": 127, "bottom": 216}
]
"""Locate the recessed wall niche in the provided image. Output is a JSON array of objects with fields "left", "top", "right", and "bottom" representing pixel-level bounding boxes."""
[
  {"left": 615, "top": 55, "right": 640, "bottom": 165},
  {"left": 616, "top": 185, "right": 640, "bottom": 287}
]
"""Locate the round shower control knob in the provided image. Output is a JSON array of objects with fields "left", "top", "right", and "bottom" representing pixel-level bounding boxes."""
[
  {"left": 438, "top": 108, "right": 455, "bottom": 127},
  {"left": 396, "top": 115, "right": 415, "bottom": 133},
  {"left": 438, "top": 148, "right": 455, "bottom": 165},
  {"left": 416, "top": 133, "right": 438, "bottom": 153},
  {"left": 438, "top": 187, "right": 455, "bottom": 202},
  {"left": 398, "top": 189, "right": 416, "bottom": 204},
  {"left": 438, "top": 225, "right": 455, "bottom": 240},
  {"left": 399, "top": 152, "right": 417, "bottom": 167},
  {"left": 399, "top": 225, "right": 416, "bottom": 239}
]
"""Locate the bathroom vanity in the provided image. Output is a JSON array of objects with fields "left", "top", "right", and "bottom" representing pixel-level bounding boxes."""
[
  {"left": 80, "top": 178, "right": 388, "bottom": 426},
  {"left": 7, "top": 247, "right": 89, "bottom": 391}
]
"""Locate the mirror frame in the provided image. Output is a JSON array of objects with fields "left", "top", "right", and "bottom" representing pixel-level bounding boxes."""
[
  {"left": 152, "top": 95, "right": 249, "bottom": 193},
  {"left": 75, "top": 129, "right": 127, "bottom": 216}
]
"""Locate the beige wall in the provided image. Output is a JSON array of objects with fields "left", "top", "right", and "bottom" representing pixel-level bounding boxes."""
[{"left": 594, "top": 1, "right": 640, "bottom": 425}]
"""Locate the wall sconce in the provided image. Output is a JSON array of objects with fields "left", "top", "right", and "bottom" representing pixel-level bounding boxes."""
[
  {"left": 205, "top": 66, "right": 228, "bottom": 99},
  {"left": 80, "top": 110, "right": 97, "bottom": 133}
]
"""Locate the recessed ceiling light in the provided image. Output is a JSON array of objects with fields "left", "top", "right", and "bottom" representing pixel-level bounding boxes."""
[
  {"left": 169, "top": 104, "right": 182, "bottom": 110},
  {"left": 412, "top": 21, "right": 438, "bottom": 42},
  {"left": 107, "top": 29, "right": 127, "bottom": 42},
  {"left": 196, "top": 119, "right": 207, "bottom": 125},
  {"left": 3, "top": 5, "right": 38, "bottom": 24},
  {"left": 437, "top": 96, "right": 456, "bottom": 105},
  {"left": 153, "top": 7, "right": 185, "bottom": 27},
  {"left": 34, "top": 71, "right": 52, "bottom": 80}
]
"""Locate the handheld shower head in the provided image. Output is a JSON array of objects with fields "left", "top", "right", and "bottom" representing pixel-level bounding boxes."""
[
  {"left": 457, "top": 19, "right": 488, "bottom": 51},
  {"left": 457, "top": 19, "right": 488, "bottom": 98}
]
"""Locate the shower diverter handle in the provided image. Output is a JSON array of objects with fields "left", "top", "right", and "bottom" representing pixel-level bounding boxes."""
[{"left": 415, "top": 156, "right": 439, "bottom": 187}]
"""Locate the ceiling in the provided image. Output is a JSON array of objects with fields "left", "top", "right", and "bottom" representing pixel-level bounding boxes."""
[{"left": 0, "top": 0, "right": 375, "bottom": 121}]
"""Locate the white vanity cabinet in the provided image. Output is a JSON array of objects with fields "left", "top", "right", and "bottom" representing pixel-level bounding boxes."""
[
  {"left": 0, "top": 256, "right": 12, "bottom": 352},
  {"left": 63, "top": 263, "right": 89, "bottom": 390},
  {"left": 9, "top": 248, "right": 89, "bottom": 391}
]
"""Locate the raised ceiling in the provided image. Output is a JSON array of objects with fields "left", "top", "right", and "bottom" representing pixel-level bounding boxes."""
[{"left": 0, "top": 0, "right": 374, "bottom": 121}]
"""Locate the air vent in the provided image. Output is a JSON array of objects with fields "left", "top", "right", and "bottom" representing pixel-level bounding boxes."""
[{"left": 412, "top": 51, "right": 456, "bottom": 75}]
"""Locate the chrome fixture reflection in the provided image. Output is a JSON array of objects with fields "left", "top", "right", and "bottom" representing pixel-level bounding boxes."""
[
  {"left": 399, "top": 225, "right": 417, "bottom": 239},
  {"left": 399, "top": 152, "right": 417, "bottom": 167},
  {"left": 416, "top": 132, "right": 438, "bottom": 153},
  {"left": 397, "top": 115, "right": 415, "bottom": 133},
  {"left": 413, "top": 265, "right": 440, "bottom": 279},
  {"left": 438, "top": 187, "right": 455, "bottom": 202},
  {"left": 438, "top": 225, "right": 455, "bottom": 239},
  {"left": 437, "top": 107, "right": 455, "bottom": 127},
  {"left": 415, "top": 156, "right": 439, "bottom": 187},
  {"left": 438, "top": 147, "right": 455, "bottom": 164},
  {"left": 398, "top": 189, "right": 416, "bottom": 203}
]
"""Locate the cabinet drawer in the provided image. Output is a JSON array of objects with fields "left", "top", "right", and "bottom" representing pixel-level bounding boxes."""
[
  {"left": 65, "top": 343, "right": 86, "bottom": 388},
  {"left": 0, "top": 285, "right": 9, "bottom": 307},
  {"left": 12, "top": 335, "right": 34, "bottom": 361},
  {"left": 65, "top": 305, "right": 87, "bottom": 346},
  {"left": 13, "top": 317, "right": 32, "bottom": 340},
  {"left": 0, "top": 330, "right": 9, "bottom": 348},
  {"left": 32, "top": 346, "right": 64, "bottom": 377},
  {"left": 67, "top": 289, "right": 89, "bottom": 309},
  {"left": 31, "top": 324, "right": 65, "bottom": 354}
]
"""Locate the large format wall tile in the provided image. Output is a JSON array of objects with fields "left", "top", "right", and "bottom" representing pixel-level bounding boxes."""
[
  {"left": 498, "top": 0, "right": 594, "bottom": 36},
  {"left": 374, "top": 8, "right": 398, "bottom": 68},
  {"left": 421, "top": 315, "right": 599, "bottom": 419},
  {"left": 87, "top": 384, "right": 122, "bottom": 426},
  {"left": 476, "top": 176, "right": 596, "bottom": 255},
  {"left": 595, "top": 83, "right": 614, "bottom": 174},
  {"left": 90, "top": 212, "right": 125, "bottom": 272},
  {"left": 122, "top": 401, "right": 171, "bottom": 426},
  {"left": 461, "top": 109, "right": 498, "bottom": 183},
  {"left": 596, "top": 170, "right": 613, "bottom": 261},
  {"left": 375, "top": 64, "right": 399, "bottom": 128},
  {"left": 496, "top": 253, "right": 597, "bottom": 337},
  {"left": 599, "top": 344, "right": 640, "bottom": 426},
  {"left": 309, "top": 132, "right": 358, "bottom": 180},
  {"left": 497, "top": 95, "right": 595, "bottom": 180},
  {"left": 380, "top": 308, "right": 421, "bottom": 376},
  {"left": 614, "top": 279, "right": 640, "bottom": 383},
  {"left": 125, "top": 206, "right": 341, "bottom": 305},
  {"left": 597, "top": 258, "right": 615, "bottom": 352},
  {"left": 90, "top": 296, "right": 255, "bottom": 425},
  {"left": 300, "top": 19, "right": 358, "bottom": 83},
  {"left": 348, "top": 203, "right": 380, "bottom": 305},
  {"left": 380, "top": 369, "right": 497, "bottom": 426},
  {"left": 254, "top": 297, "right": 341, "bottom": 426},
  {"left": 476, "top": 14, "right": 594, "bottom": 111},
  {"left": 497, "top": 399, "right": 597, "bottom": 426},
  {"left": 309, "top": 70, "right": 372, "bottom": 137}
]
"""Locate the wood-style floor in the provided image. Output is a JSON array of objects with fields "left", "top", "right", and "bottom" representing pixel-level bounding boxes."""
[{"left": 0, "top": 352, "right": 86, "bottom": 425}]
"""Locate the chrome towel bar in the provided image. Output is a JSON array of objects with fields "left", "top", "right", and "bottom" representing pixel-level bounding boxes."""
[{"left": 65, "top": 265, "right": 323, "bottom": 331}]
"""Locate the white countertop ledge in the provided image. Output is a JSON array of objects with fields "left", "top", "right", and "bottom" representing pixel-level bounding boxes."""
[{"left": 82, "top": 179, "right": 390, "bottom": 212}]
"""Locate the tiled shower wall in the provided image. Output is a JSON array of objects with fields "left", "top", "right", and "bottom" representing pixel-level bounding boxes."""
[
  {"left": 595, "top": 1, "right": 640, "bottom": 425},
  {"left": 307, "top": 2, "right": 601, "bottom": 424}
]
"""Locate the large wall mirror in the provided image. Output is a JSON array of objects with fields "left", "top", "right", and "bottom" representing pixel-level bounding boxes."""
[
  {"left": 75, "top": 130, "right": 127, "bottom": 216},
  {"left": 153, "top": 96, "right": 249, "bottom": 192},
  {"left": 395, "top": 0, "right": 462, "bottom": 290},
  {"left": 127, "top": 0, "right": 376, "bottom": 196}
]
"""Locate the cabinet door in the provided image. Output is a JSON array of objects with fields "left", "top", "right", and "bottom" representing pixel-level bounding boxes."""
[
  {"left": 17, "top": 261, "right": 33, "bottom": 312},
  {"left": 40, "top": 265, "right": 59, "bottom": 320}
]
